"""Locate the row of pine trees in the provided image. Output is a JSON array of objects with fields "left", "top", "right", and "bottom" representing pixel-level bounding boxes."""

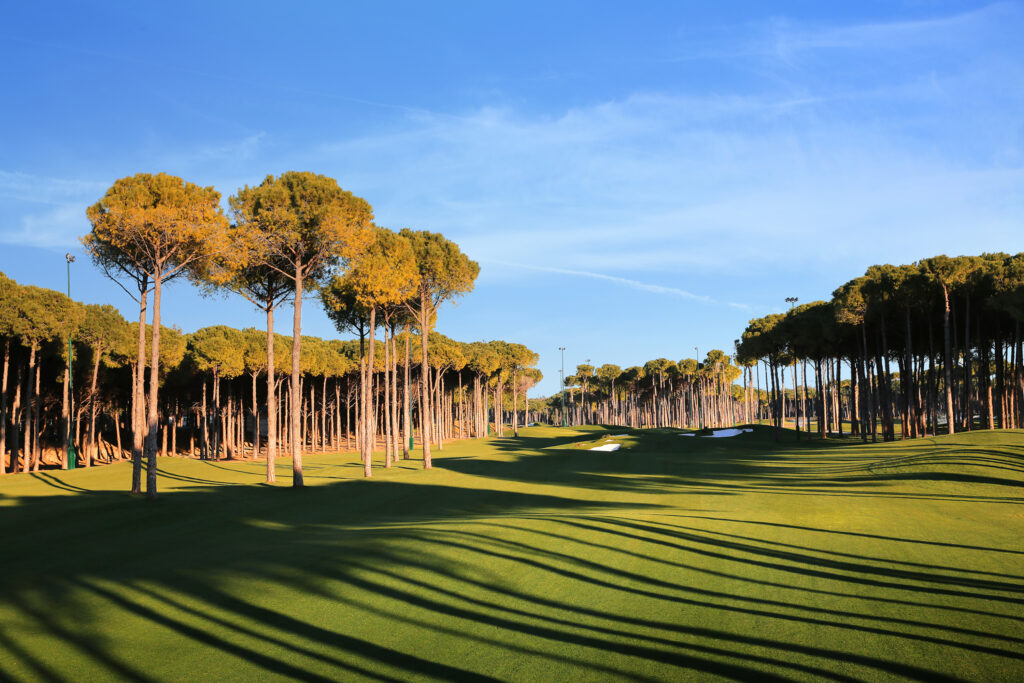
[
  {"left": 0, "top": 278, "right": 540, "bottom": 481},
  {"left": 0, "top": 171, "right": 540, "bottom": 498},
  {"left": 550, "top": 254, "right": 1024, "bottom": 441},
  {"left": 737, "top": 253, "right": 1024, "bottom": 441},
  {"left": 550, "top": 351, "right": 748, "bottom": 430}
]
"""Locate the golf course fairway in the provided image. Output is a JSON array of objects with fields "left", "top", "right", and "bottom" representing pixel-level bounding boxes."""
[{"left": 1, "top": 425, "right": 1022, "bottom": 681}]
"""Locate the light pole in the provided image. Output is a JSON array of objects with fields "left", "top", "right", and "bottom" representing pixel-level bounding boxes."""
[
  {"left": 583, "top": 359, "right": 591, "bottom": 425},
  {"left": 65, "top": 253, "right": 77, "bottom": 469},
  {"left": 785, "top": 297, "right": 799, "bottom": 438},
  {"left": 696, "top": 348, "right": 704, "bottom": 428},
  {"left": 558, "top": 347, "right": 566, "bottom": 426}
]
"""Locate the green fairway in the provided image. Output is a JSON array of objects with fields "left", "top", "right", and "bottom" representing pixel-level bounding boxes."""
[{"left": 1, "top": 427, "right": 1022, "bottom": 681}]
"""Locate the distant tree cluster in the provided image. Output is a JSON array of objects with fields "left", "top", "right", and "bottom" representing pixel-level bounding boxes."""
[
  {"left": 737, "top": 254, "right": 1024, "bottom": 441},
  {"left": 548, "top": 253, "right": 1024, "bottom": 440},
  {"left": 545, "top": 353, "right": 746, "bottom": 430},
  {"left": 0, "top": 172, "right": 541, "bottom": 497}
]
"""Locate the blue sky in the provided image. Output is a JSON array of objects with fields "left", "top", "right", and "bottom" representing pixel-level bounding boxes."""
[{"left": 2, "top": 1, "right": 1023, "bottom": 396}]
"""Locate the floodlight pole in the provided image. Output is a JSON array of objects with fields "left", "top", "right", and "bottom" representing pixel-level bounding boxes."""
[
  {"left": 785, "top": 297, "right": 799, "bottom": 438},
  {"left": 584, "top": 359, "right": 590, "bottom": 425},
  {"left": 65, "top": 253, "right": 77, "bottom": 469},
  {"left": 558, "top": 347, "right": 566, "bottom": 426},
  {"left": 694, "top": 346, "right": 701, "bottom": 429}
]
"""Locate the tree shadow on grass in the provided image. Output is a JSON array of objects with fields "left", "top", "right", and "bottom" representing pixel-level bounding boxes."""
[
  {"left": 0, "top": 478, "right": 989, "bottom": 682},
  {"left": 672, "top": 514, "right": 1024, "bottom": 556},
  {"left": 325, "top": 527, "right": 1013, "bottom": 681},
  {"left": 2, "top": 429, "right": 1023, "bottom": 680},
  {"left": 0, "top": 480, "right": 683, "bottom": 681},
  {"left": 28, "top": 471, "right": 95, "bottom": 494},
  {"left": 440, "top": 426, "right": 1024, "bottom": 505}
]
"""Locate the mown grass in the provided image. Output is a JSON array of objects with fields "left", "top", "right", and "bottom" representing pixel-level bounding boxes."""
[{"left": 1, "top": 425, "right": 1022, "bottom": 681}]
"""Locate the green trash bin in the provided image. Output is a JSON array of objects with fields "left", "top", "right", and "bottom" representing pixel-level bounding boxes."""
[{"left": 67, "top": 445, "right": 77, "bottom": 470}]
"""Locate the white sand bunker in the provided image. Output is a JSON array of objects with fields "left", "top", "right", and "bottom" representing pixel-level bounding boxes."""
[
  {"left": 680, "top": 433, "right": 696, "bottom": 437},
  {"left": 701, "top": 428, "right": 754, "bottom": 438},
  {"left": 589, "top": 443, "right": 621, "bottom": 452}
]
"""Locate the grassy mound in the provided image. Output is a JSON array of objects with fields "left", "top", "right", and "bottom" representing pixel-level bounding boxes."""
[{"left": 1, "top": 426, "right": 1022, "bottom": 681}]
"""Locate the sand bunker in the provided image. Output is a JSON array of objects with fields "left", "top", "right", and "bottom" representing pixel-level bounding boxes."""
[
  {"left": 701, "top": 428, "right": 754, "bottom": 438},
  {"left": 589, "top": 443, "right": 621, "bottom": 452}
]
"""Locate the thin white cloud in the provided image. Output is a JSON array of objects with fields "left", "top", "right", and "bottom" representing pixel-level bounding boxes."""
[
  {"left": 490, "top": 261, "right": 752, "bottom": 310},
  {"left": 492, "top": 261, "right": 709, "bottom": 301},
  {"left": 0, "top": 204, "right": 87, "bottom": 249},
  {"left": 667, "top": 3, "right": 1021, "bottom": 65},
  {"left": 767, "top": 2, "right": 1018, "bottom": 57},
  {"left": 0, "top": 170, "right": 105, "bottom": 206}
]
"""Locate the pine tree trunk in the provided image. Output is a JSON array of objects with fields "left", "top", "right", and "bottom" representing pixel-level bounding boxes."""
[
  {"left": 307, "top": 380, "right": 315, "bottom": 453},
  {"left": 26, "top": 344, "right": 36, "bottom": 471},
  {"left": 403, "top": 324, "right": 411, "bottom": 458},
  {"left": 161, "top": 409, "right": 168, "bottom": 458},
  {"left": 201, "top": 378, "right": 208, "bottom": 459},
  {"left": 859, "top": 324, "right": 875, "bottom": 443},
  {"left": 963, "top": 295, "right": 972, "bottom": 430},
  {"left": 909, "top": 305, "right": 917, "bottom": 438},
  {"left": 364, "top": 307, "right": 376, "bottom": 477},
  {"left": 791, "top": 361, "right": 800, "bottom": 440},
  {"left": 995, "top": 335, "right": 1003, "bottom": 428},
  {"left": 1015, "top": 323, "right": 1023, "bottom": 429},
  {"left": 290, "top": 261, "right": 305, "bottom": 487},
  {"left": 433, "top": 367, "right": 443, "bottom": 450},
  {"left": 384, "top": 321, "right": 392, "bottom": 468},
  {"left": 112, "top": 401, "right": 122, "bottom": 460},
  {"left": 801, "top": 360, "right": 810, "bottom": 438},
  {"left": 483, "top": 379, "right": 489, "bottom": 437},
  {"left": 143, "top": 274, "right": 162, "bottom": 498},
  {"left": 941, "top": 284, "right": 955, "bottom": 434},
  {"left": 251, "top": 371, "right": 259, "bottom": 459},
  {"left": 345, "top": 378, "right": 352, "bottom": 451},
  {"left": 879, "top": 318, "right": 894, "bottom": 441},
  {"left": 984, "top": 340, "right": 994, "bottom": 429},
  {"left": 31, "top": 355, "right": 40, "bottom": 472},
  {"left": 419, "top": 293, "right": 432, "bottom": 468},
  {"left": 867, "top": 352, "right": 878, "bottom": 443},
  {"left": 495, "top": 380, "right": 503, "bottom": 437},
  {"left": 87, "top": 351, "right": 100, "bottom": 467},
  {"left": 474, "top": 374, "right": 482, "bottom": 437},
  {"left": 214, "top": 370, "right": 222, "bottom": 460},
  {"left": 834, "top": 358, "right": 842, "bottom": 436},
  {"left": 815, "top": 359, "right": 825, "bottom": 438},
  {"left": 132, "top": 280, "right": 147, "bottom": 493},
  {"left": 512, "top": 369, "right": 519, "bottom": 437},
  {"left": 265, "top": 306, "right": 276, "bottom": 479},
  {"left": 10, "top": 360, "right": 21, "bottom": 473},
  {"left": 0, "top": 339, "right": 9, "bottom": 475},
  {"left": 856, "top": 352, "right": 872, "bottom": 444},
  {"left": 334, "top": 379, "right": 341, "bottom": 450},
  {"left": 61, "top": 363, "right": 70, "bottom": 468},
  {"left": 458, "top": 372, "right": 464, "bottom": 440}
]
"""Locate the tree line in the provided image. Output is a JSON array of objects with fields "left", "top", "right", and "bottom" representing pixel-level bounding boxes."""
[
  {"left": 544, "top": 352, "right": 750, "bottom": 430},
  {"left": 543, "top": 253, "right": 1024, "bottom": 441},
  {"left": 736, "top": 253, "right": 1024, "bottom": 441},
  {"left": 0, "top": 172, "right": 540, "bottom": 497}
]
